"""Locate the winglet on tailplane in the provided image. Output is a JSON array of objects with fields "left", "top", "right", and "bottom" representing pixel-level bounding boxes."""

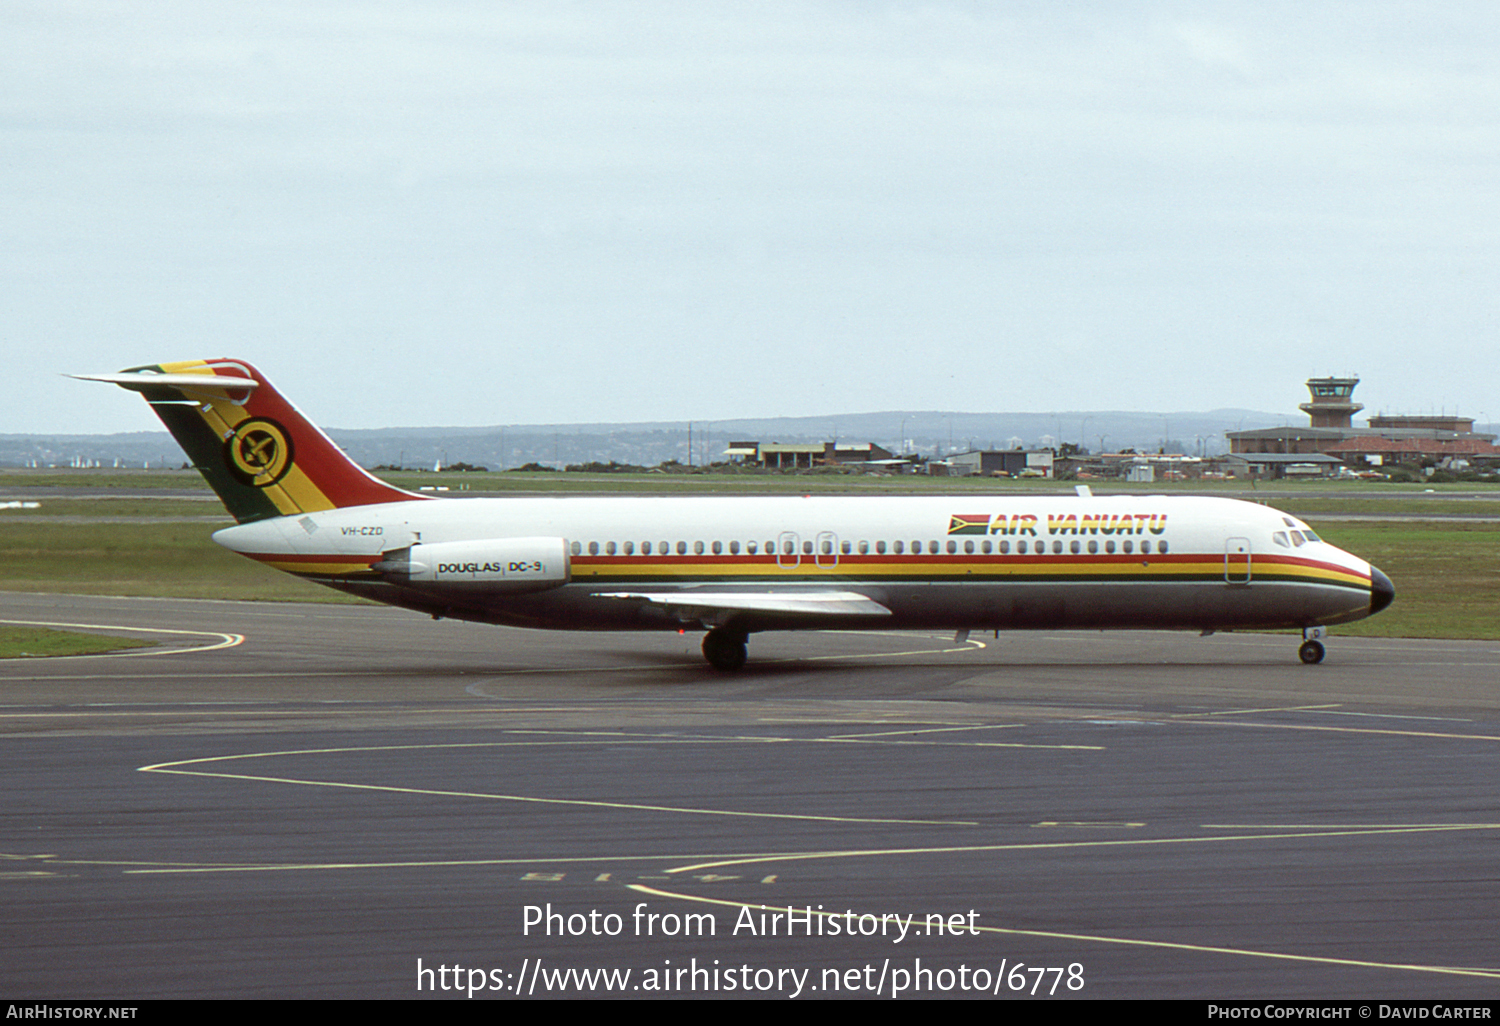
[{"left": 72, "top": 359, "right": 423, "bottom": 523}]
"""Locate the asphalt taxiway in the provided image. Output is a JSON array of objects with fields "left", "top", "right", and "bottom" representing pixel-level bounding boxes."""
[{"left": 3, "top": 591, "right": 1498, "bottom": 999}]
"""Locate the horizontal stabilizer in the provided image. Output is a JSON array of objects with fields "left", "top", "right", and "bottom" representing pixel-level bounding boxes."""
[
  {"left": 70, "top": 372, "right": 260, "bottom": 393},
  {"left": 599, "top": 590, "right": 892, "bottom": 618}
]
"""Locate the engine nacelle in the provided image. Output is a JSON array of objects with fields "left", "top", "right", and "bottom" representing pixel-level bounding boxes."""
[{"left": 376, "top": 537, "right": 570, "bottom": 593}]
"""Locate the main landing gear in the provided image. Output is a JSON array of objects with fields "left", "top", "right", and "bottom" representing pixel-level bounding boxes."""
[
  {"left": 1299, "top": 626, "right": 1326, "bottom": 665},
  {"left": 702, "top": 626, "right": 748, "bottom": 672}
]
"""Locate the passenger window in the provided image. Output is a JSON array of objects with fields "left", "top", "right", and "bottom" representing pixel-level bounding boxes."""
[
  {"left": 605, "top": 541, "right": 616, "bottom": 555},
  {"left": 711, "top": 541, "right": 722, "bottom": 555},
  {"left": 841, "top": 540, "right": 851, "bottom": 555},
  {"left": 964, "top": 540, "right": 974, "bottom": 554},
  {"left": 858, "top": 540, "right": 869, "bottom": 555},
  {"left": 1105, "top": 540, "right": 1115, "bottom": 554},
  {"left": 947, "top": 540, "right": 958, "bottom": 554},
  {"left": 876, "top": 540, "right": 886, "bottom": 554},
  {"left": 588, "top": 541, "right": 599, "bottom": 556},
  {"left": 729, "top": 540, "right": 740, "bottom": 555},
  {"left": 747, "top": 541, "right": 758, "bottom": 555},
  {"left": 1052, "top": 541, "right": 1063, "bottom": 554},
  {"left": 1140, "top": 540, "right": 1151, "bottom": 555},
  {"left": 783, "top": 539, "right": 795, "bottom": 555},
  {"left": 676, "top": 541, "right": 687, "bottom": 555},
  {"left": 1016, "top": 540, "right": 1027, "bottom": 554},
  {"left": 998, "top": 540, "right": 1008, "bottom": 554},
  {"left": 570, "top": 541, "right": 581, "bottom": 556},
  {"left": 1159, "top": 540, "right": 1169, "bottom": 554},
  {"left": 821, "top": 540, "right": 832, "bottom": 555},
  {"left": 660, "top": 541, "right": 669, "bottom": 555},
  {"left": 1070, "top": 540, "right": 1080, "bottom": 554},
  {"left": 804, "top": 540, "right": 814, "bottom": 555},
  {"left": 982, "top": 540, "right": 992, "bottom": 554},
  {"left": 893, "top": 541, "right": 904, "bottom": 554},
  {"left": 694, "top": 541, "right": 705, "bottom": 555},
  {"left": 623, "top": 541, "right": 634, "bottom": 555},
  {"left": 1088, "top": 540, "right": 1098, "bottom": 554},
  {"left": 1122, "top": 540, "right": 1133, "bottom": 554}
]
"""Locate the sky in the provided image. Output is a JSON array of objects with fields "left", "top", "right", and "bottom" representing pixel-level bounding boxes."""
[{"left": 4, "top": 1, "right": 1498, "bottom": 434}]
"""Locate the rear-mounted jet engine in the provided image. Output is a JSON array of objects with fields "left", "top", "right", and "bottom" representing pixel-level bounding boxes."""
[{"left": 375, "top": 537, "right": 570, "bottom": 593}]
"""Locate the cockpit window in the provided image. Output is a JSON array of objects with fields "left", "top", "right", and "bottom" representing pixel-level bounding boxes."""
[
  {"left": 1273, "top": 532, "right": 1290, "bottom": 547},
  {"left": 1302, "top": 529, "right": 1321, "bottom": 542}
]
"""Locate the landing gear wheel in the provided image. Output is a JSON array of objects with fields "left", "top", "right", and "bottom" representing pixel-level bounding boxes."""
[
  {"left": 1298, "top": 639, "right": 1325, "bottom": 664},
  {"left": 702, "top": 628, "right": 748, "bottom": 672}
]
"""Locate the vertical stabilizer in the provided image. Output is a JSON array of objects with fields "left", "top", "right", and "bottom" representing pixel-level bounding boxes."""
[{"left": 74, "top": 359, "right": 422, "bottom": 523}]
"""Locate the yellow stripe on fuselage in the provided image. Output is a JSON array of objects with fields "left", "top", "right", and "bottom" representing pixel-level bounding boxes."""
[
  {"left": 1260, "top": 558, "right": 1368, "bottom": 588},
  {"left": 242, "top": 552, "right": 375, "bottom": 576},
  {"left": 260, "top": 559, "right": 375, "bottom": 575}
]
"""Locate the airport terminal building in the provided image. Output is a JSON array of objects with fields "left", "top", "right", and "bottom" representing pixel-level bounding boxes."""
[{"left": 1227, "top": 376, "right": 1498, "bottom": 475}]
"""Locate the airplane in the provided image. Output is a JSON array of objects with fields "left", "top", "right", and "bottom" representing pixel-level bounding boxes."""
[{"left": 75, "top": 359, "right": 1394, "bottom": 670}]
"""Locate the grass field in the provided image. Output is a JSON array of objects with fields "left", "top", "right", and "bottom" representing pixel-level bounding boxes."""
[
  {"left": 0, "top": 521, "right": 364, "bottom": 603},
  {"left": 0, "top": 470, "right": 209, "bottom": 490},
  {"left": 1306, "top": 520, "right": 1500, "bottom": 639},
  {"left": 1, "top": 498, "right": 228, "bottom": 518},
  {"left": 0, "top": 625, "right": 155, "bottom": 659}
]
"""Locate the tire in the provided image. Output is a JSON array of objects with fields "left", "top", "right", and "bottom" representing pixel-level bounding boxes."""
[{"left": 702, "top": 629, "right": 748, "bottom": 672}]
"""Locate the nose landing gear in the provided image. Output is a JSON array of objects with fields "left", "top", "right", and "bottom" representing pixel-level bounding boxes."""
[{"left": 1299, "top": 626, "right": 1326, "bottom": 664}]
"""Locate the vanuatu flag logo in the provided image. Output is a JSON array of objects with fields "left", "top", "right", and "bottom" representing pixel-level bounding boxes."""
[{"left": 947, "top": 514, "right": 992, "bottom": 535}]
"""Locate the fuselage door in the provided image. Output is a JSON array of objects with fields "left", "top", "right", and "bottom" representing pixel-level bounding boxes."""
[{"left": 1225, "top": 537, "right": 1252, "bottom": 585}]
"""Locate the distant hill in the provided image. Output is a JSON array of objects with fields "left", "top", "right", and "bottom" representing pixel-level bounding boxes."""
[{"left": 0, "top": 407, "right": 1294, "bottom": 470}]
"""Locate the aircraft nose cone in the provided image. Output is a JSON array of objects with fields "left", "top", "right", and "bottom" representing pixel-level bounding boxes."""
[{"left": 1370, "top": 566, "right": 1395, "bottom": 615}]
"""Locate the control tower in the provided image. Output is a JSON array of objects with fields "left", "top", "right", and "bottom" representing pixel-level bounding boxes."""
[{"left": 1299, "top": 376, "right": 1363, "bottom": 429}]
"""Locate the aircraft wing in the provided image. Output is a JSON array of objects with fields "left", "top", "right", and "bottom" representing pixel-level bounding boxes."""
[{"left": 598, "top": 590, "right": 892, "bottom": 618}]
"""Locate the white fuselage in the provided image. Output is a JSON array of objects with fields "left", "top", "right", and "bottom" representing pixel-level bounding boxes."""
[{"left": 213, "top": 493, "right": 1384, "bottom": 635}]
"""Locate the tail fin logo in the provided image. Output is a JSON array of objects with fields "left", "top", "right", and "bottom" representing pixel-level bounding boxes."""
[{"left": 226, "top": 417, "right": 295, "bottom": 488}]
